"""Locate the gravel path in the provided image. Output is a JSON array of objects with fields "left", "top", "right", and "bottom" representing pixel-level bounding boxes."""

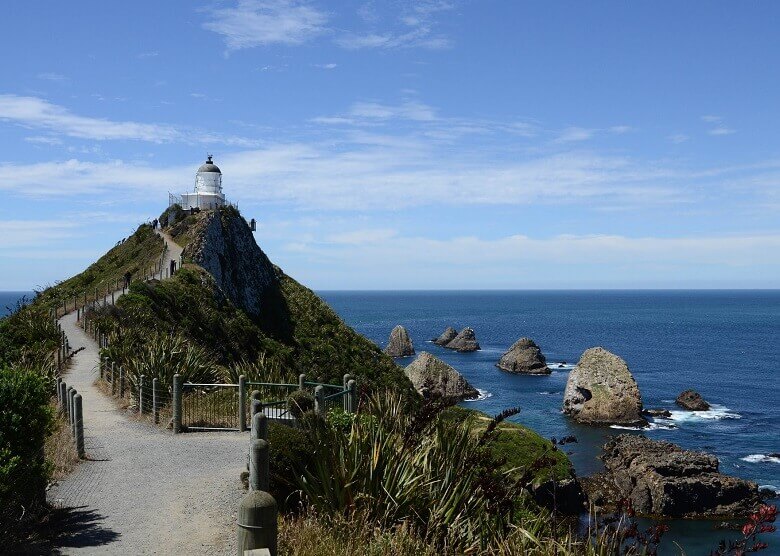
[{"left": 48, "top": 232, "right": 246, "bottom": 555}]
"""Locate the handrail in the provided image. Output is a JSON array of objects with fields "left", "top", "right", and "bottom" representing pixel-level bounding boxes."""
[
  {"left": 304, "top": 381, "right": 342, "bottom": 389},
  {"left": 183, "top": 383, "right": 239, "bottom": 388},
  {"left": 324, "top": 390, "right": 348, "bottom": 401},
  {"left": 246, "top": 382, "right": 298, "bottom": 388}
]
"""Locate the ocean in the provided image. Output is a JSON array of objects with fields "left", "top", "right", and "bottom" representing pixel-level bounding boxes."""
[
  {"left": 320, "top": 290, "right": 780, "bottom": 554},
  {"left": 3, "top": 289, "right": 778, "bottom": 552}
]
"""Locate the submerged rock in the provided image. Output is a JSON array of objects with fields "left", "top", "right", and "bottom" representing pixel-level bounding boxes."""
[
  {"left": 599, "top": 435, "right": 760, "bottom": 518},
  {"left": 675, "top": 389, "right": 711, "bottom": 411},
  {"left": 384, "top": 325, "right": 415, "bottom": 357},
  {"left": 643, "top": 408, "right": 672, "bottom": 418},
  {"left": 444, "top": 327, "right": 480, "bottom": 352},
  {"left": 496, "top": 338, "right": 550, "bottom": 375},
  {"left": 405, "top": 352, "right": 479, "bottom": 401},
  {"left": 562, "top": 347, "right": 646, "bottom": 426},
  {"left": 432, "top": 327, "right": 458, "bottom": 346}
]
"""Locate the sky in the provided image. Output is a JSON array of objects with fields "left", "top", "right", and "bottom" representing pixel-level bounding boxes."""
[{"left": 0, "top": 0, "right": 779, "bottom": 290}]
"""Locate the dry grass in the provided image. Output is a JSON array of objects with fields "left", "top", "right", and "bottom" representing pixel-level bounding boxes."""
[{"left": 44, "top": 404, "right": 79, "bottom": 481}]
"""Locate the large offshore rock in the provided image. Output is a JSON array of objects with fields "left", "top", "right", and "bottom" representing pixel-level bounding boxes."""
[
  {"left": 432, "top": 327, "right": 458, "bottom": 346},
  {"left": 676, "top": 389, "right": 711, "bottom": 411},
  {"left": 497, "top": 338, "right": 550, "bottom": 375},
  {"left": 562, "top": 347, "right": 646, "bottom": 426},
  {"left": 600, "top": 435, "right": 760, "bottom": 517},
  {"left": 405, "top": 352, "right": 479, "bottom": 400},
  {"left": 445, "top": 327, "right": 480, "bottom": 352},
  {"left": 384, "top": 325, "right": 415, "bottom": 357}
]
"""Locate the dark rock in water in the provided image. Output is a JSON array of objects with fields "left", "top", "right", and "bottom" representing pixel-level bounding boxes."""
[
  {"left": 384, "top": 325, "right": 415, "bottom": 357},
  {"left": 432, "top": 326, "right": 458, "bottom": 346},
  {"left": 599, "top": 435, "right": 760, "bottom": 518},
  {"left": 769, "top": 453, "right": 780, "bottom": 459},
  {"left": 558, "top": 363, "right": 565, "bottom": 368},
  {"left": 643, "top": 408, "right": 672, "bottom": 418},
  {"left": 404, "top": 352, "right": 478, "bottom": 401},
  {"left": 759, "top": 487, "right": 778, "bottom": 500},
  {"left": 444, "top": 327, "right": 480, "bottom": 352},
  {"left": 562, "top": 347, "right": 647, "bottom": 427},
  {"left": 529, "top": 477, "right": 587, "bottom": 515},
  {"left": 714, "top": 521, "right": 742, "bottom": 531},
  {"left": 676, "top": 389, "right": 710, "bottom": 411},
  {"left": 496, "top": 337, "right": 550, "bottom": 375}
]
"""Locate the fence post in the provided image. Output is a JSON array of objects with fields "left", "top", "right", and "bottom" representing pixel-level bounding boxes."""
[
  {"left": 59, "top": 382, "right": 67, "bottom": 414},
  {"left": 238, "top": 375, "right": 247, "bottom": 432},
  {"left": 343, "top": 374, "right": 353, "bottom": 411},
  {"left": 173, "top": 374, "right": 182, "bottom": 434},
  {"left": 74, "top": 393, "right": 85, "bottom": 458},
  {"left": 139, "top": 375, "right": 145, "bottom": 414},
  {"left": 111, "top": 363, "right": 116, "bottom": 395},
  {"left": 66, "top": 386, "right": 74, "bottom": 423},
  {"left": 152, "top": 378, "right": 159, "bottom": 424},
  {"left": 347, "top": 379, "right": 357, "bottom": 414},
  {"left": 251, "top": 411, "right": 268, "bottom": 443},
  {"left": 314, "top": 385, "right": 325, "bottom": 416},
  {"left": 56, "top": 377, "right": 62, "bottom": 406},
  {"left": 298, "top": 373, "right": 305, "bottom": 391},
  {"left": 69, "top": 389, "right": 77, "bottom": 437},
  {"left": 119, "top": 366, "right": 125, "bottom": 398},
  {"left": 238, "top": 438, "right": 277, "bottom": 555}
]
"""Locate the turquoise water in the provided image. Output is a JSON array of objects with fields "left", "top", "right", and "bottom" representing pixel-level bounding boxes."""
[{"left": 320, "top": 290, "right": 780, "bottom": 554}]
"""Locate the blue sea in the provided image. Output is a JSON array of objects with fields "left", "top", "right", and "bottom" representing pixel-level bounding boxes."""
[
  {"left": 3, "top": 289, "right": 778, "bottom": 553},
  {"left": 320, "top": 290, "right": 780, "bottom": 554}
]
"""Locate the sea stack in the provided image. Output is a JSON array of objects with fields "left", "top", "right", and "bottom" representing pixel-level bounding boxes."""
[
  {"left": 432, "top": 327, "right": 458, "bottom": 346},
  {"left": 562, "top": 347, "right": 646, "bottom": 426},
  {"left": 405, "top": 352, "right": 479, "bottom": 401},
  {"left": 384, "top": 325, "right": 415, "bottom": 357},
  {"left": 445, "top": 327, "right": 480, "bottom": 352},
  {"left": 675, "top": 389, "right": 710, "bottom": 411},
  {"left": 497, "top": 338, "right": 550, "bottom": 375},
  {"left": 598, "top": 435, "right": 760, "bottom": 517}
]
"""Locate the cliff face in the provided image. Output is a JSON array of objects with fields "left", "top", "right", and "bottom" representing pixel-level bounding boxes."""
[{"left": 183, "top": 208, "right": 278, "bottom": 323}]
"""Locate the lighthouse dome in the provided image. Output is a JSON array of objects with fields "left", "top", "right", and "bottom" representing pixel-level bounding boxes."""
[{"left": 197, "top": 155, "right": 221, "bottom": 174}]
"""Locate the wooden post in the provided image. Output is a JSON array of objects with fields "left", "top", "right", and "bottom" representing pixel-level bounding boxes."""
[
  {"left": 111, "top": 290, "right": 115, "bottom": 304},
  {"left": 343, "top": 374, "right": 353, "bottom": 411},
  {"left": 298, "top": 373, "right": 305, "bottom": 391},
  {"left": 152, "top": 378, "right": 159, "bottom": 424},
  {"left": 314, "top": 385, "right": 325, "bottom": 416},
  {"left": 239, "top": 437, "right": 277, "bottom": 555},
  {"left": 251, "top": 411, "right": 268, "bottom": 443},
  {"left": 139, "top": 375, "right": 145, "bottom": 414},
  {"left": 69, "top": 388, "right": 77, "bottom": 437},
  {"left": 173, "top": 374, "right": 182, "bottom": 434},
  {"left": 59, "top": 382, "right": 67, "bottom": 414},
  {"left": 238, "top": 375, "right": 247, "bottom": 432},
  {"left": 111, "top": 363, "right": 116, "bottom": 395},
  {"left": 119, "top": 366, "right": 125, "bottom": 398},
  {"left": 74, "top": 394, "right": 85, "bottom": 458},
  {"left": 348, "top": 379, "right": 357, "bottom": 414},
  {"left": 56, "top": 377, "right": 62, "bottom": 406}
]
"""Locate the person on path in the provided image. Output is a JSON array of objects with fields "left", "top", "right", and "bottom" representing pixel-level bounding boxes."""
[{"left": 124, "top": 271, "right": 132, "bottom": 289}]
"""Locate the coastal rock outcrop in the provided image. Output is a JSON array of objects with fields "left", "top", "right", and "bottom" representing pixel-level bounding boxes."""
[
  {"left": 404, "top": 352, "right": 479, "bottom": 400},
  {"left": 598, "top": 435, "right": 760, "bottom": 517},
  {"left": 562, "top": 347, "right": 646, "bottom": 426},
  {"left": 444, "top": 327, "right": 480, "bottom": 352},
  {"left": 676, "top": 389, "right": 710, "bottom": 411},
  {"left": 432, "top": 327, "right": 458, "bottom": 346},
  {"left": 384, "top": 325, "right": 415, "bottom": 357},
  {"left": 496, "top": 338, "right": 550, "bottom": 374}
]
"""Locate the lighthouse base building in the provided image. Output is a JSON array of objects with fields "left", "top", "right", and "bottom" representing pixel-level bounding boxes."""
[{"left": 170, "top": 155, "right": 229, "bottom": 211}]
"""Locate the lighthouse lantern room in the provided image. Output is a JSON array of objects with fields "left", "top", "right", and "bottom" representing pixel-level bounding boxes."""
[{"left": 170, "top": 155, "right": 228, "bottom": 211}]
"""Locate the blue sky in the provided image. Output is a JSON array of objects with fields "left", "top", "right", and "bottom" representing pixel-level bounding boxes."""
[{"left": 1, "top": 1, "right": 778, "bottom": 290}]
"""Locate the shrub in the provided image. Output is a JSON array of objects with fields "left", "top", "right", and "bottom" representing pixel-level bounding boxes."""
[
  {"left": 288, "top": 390, "right": 315, "bottom": 419},
  {"left": 0, "top": 368, "right": 53, "bottom": 541},
  {"left": 268, "top": 422, "right": 314, "bottom": 511}
]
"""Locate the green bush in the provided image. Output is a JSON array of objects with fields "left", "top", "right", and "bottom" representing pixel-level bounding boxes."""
[
  {"left": 268, "top": 422, "right": 314, "bottom": 510},
  {"left": 288, "top": 391, "right": 315, "bottom": 419},
  {"left": 0, "top": 368, "right": 53, "bottom": 539}
]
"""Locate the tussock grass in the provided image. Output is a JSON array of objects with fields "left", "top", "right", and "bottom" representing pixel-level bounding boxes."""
[{"left": 45, "top": 406, "right": 79, "bottom": 481}]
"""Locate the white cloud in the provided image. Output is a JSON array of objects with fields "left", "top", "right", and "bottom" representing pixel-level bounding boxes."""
[
  {"left": 0, "top": 94, "right": 254, "bottom": 146},
  {"left": 203, "top": 0, "right": 328, "bottom": 50},
  {"left": 609, "top": 125, "right": 632, "bottom": 134},
  {"left": 37, "top": 72, "right": 68, "bottom": 82},
  {"left": 314, "top": 63, "right": 338, "bottom": 69},
  {"left": 349, "top": 100, "right": 437, "bottom": 121},
  {"left": 326, "top": 228, "right": 398, "bottom": 245},
  {"left": 138, "top": 51, "right": 159, "bottom": 59},
  {"left": 24, "top": 135, "right": 63, "bottom": 146},
  {"left": 668, "top": 133, "right": 689, "bottom": 144},
  {"left": 0, "top": 220, "right": 80, "bottom": 248},
  {"left": 709, "top": 126, "right": 735, "bottom": 136},
  {"left": 701, "top": 115, "right": 721, "bottom": 123},
  {"left": 555, "top": 127, "right": 595, "bottom": 143}
]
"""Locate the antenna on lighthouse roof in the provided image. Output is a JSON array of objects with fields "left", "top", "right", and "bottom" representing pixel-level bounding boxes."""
[{"left": 206, "top": 153, "right": 213, "bottom": 163}]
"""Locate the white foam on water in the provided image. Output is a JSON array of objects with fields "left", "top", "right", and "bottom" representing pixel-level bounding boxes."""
[
  {"left": 667, "top": 404, "right": 741, "bottom": 423},
  {"left": 464, "top": 389, "right": 493, "bottom": 402},
  {"left": 610, "top": 422, "right": 677, "bottom": 431},
  {"left": 742, "top": 454, "right": 780, "bottom": 464},
  {"left": 537, "top": 391, "right": 561, "bottom": 395},
  {"left": 759, "top": 485, "right": 780, "bottom": 495}
]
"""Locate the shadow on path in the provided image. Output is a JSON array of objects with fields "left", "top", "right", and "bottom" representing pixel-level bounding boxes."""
[{"left": 28, "top": 506, "right": 121, "bottom": 555}]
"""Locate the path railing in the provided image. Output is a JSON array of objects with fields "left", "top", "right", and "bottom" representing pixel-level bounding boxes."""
[{"left": 55, "top": 376, "right": 86, "bottom": 458}]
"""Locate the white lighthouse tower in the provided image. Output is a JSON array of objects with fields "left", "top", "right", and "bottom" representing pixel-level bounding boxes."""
[{"left": 172, "top": 155, "right": 228, "bottom": 210}]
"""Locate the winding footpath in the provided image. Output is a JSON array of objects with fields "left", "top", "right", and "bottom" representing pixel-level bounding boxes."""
[{"left": 48, "top": 231, "right": 246, "bottom": 555}]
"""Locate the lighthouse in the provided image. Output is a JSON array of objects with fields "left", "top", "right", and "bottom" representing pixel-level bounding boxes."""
[{"left": 171, "top": 155, "right": 228, "bottom": 211}]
